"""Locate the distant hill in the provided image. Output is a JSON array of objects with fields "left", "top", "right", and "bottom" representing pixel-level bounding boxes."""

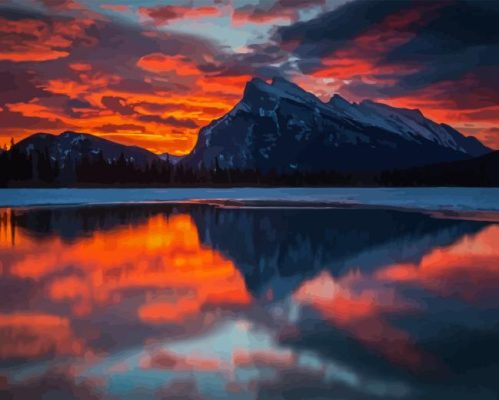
[
  {"left": 183, "top": 77, "right": 491, "bottom": 172},
  {"left": 14, "top": 131, "right": 159, "bottom": 167},
  {"left": 1, "top": 131, "right": 178, "bottom": 185}
]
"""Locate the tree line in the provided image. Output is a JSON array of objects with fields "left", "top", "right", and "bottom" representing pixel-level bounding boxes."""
[
  {"left": 0, "top": 147, "right": 353, "bottom": 187},
  {"left": 1, "top": 144, "right": 497, "bottom": 187}
]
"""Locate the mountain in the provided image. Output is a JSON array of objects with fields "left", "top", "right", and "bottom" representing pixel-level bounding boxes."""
[
  {"left": 183, "top": 77, "right": 491, "bottom": 172},
  {"left": 13, "top": 131, "right": 159, "bottom": 167}
]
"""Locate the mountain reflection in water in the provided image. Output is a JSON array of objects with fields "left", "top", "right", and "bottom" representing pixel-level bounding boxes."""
[{"left": 1, "top": 204, "right": 498, "bottom": 400}]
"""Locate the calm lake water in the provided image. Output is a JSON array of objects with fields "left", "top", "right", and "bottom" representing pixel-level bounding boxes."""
[{"left": 1, "top": 203, "right": 499, "bottom": 399}]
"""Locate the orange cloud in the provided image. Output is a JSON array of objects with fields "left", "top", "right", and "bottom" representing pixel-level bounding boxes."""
[
  {"left": 312, "top": 53, "right": 418, "bottom": 82},
  {"left": 473, "top": 127, "right": 499, "bottom": 149},
  {"left": 0, "top": 17, "right": 95, "bottom": 62},
  {"left": 196, "top": 74, "right": 253, "bottom": 96},
  {"left": 44, "top": 71, "right": 122, "bottom": 96},
  {"left": 0, "top": 18, "right": 69, "bottom": 62},
  {"left": 69, "top": 62, "right": 93, "bottom": 72},
  {"left": 137, "top": 53, "right": 200, "bottom": 76},
  {"left": 138, "top": 298, "right": 202, "bottom": 325}
]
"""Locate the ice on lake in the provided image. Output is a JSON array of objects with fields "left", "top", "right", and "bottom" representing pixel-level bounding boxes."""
[{"left": 1, "top": 187, "right": 499, "bottom": 212}]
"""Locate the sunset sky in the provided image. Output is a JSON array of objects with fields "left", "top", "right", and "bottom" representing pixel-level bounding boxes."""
[{"left": 1, "top": 0, "right": 498, "bottom": 155}]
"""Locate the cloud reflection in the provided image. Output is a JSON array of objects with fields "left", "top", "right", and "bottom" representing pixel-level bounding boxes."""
[
  {"left": 377, "top": 225, "right": 499, "bottom": 304},
  {"left": 2, "top": 212, "right": 251, "bottom": 323}
]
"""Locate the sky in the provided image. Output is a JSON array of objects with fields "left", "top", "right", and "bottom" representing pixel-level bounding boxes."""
[{"left": 0, "top": 0, "right": 498, "bottom": 155}]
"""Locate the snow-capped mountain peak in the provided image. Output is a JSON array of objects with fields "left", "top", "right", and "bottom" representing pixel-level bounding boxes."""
[
  {"left": 243, "top": 77, "right": 325, "bottom": 109},
  {"left": 183, "top": 76, "right": 491, "bottom": 172}
]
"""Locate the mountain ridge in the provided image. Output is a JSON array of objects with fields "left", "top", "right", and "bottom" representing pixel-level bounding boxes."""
[{"left": 183, "top": 77, "right": 491, "bottom": 172}]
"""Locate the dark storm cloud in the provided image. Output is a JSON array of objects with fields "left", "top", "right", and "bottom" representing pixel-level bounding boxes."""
[
  {"left": 275, "top": 0, "right": 499, "bottom": 107},
  {"left": 344, "top": 1, "right": 499, "bottom": 106},
  {"left": 275, "top": 0, "right": 411, "bottom": 58},
  {"left": 378, "top": 1, "right": 499, "bottom": 99}
]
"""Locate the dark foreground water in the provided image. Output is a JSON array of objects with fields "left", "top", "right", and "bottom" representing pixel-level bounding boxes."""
[{"left": 1, "top": 204, "right": 499, "bottom": 400}]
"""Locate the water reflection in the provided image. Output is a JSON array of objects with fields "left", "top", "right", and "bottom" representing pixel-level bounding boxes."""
[{"left": 1, "top": 204, "right": 499, "bottom": 399}]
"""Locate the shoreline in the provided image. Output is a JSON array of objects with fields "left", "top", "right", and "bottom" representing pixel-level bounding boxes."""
[{"left": 2, "top": 196, "right": 499, "bottom": 223}]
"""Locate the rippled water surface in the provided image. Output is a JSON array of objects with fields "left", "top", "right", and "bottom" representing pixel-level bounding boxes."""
[{"left": 1, "top": 204, "right": 499, "bottom": 399}]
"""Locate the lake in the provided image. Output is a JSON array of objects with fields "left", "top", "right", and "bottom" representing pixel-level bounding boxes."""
[{"left": 1, "top": 199, "right": 499, "bottom": 399}]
